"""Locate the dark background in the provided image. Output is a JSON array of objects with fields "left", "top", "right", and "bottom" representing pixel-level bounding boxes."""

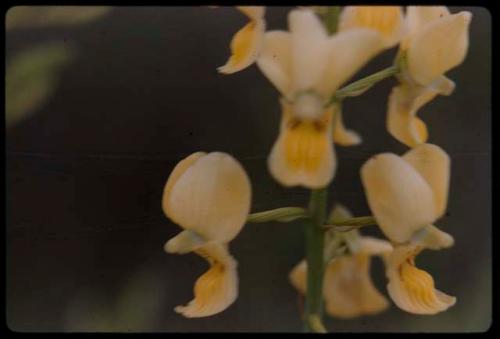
[{"left": 6, "top": 6, "right": 491, "bottom": 332}]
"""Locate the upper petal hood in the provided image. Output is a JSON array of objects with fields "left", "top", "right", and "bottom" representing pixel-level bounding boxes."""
[
  {"left": 407, "top": 11, "right": 472, "bottom": 86},
  {"left": 361, "top": 152, "right": 437, "bottom": 243},
  {"left": 163, "top": 152, "right": 251, "bottom": 243}
]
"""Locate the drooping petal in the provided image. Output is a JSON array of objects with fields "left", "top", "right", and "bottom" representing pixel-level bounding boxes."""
[
  {"left": 386, "top": 84, "right": 435, "bottom": 147},
  {"left": 163, "top": 152, "right": 251, "bottom": 243},
  {"left": 289, "top": 255, "right": 390, "bottom": 319},
  {"left": 361, "top": 153, "right": 437, "bottom": 243},
  {"left": 410, "top": 225, "right": 454, "bottom": 250},
  {"left": 386, "top": 244, "right": 456, "bottom": 314},
  {"left": 218, "top": 18, "right": 266, "bottom": 74},
  {"left": 328, "top": 203, "right": 353, "bottom": 222},
  {"left": 174, "top": 243, "right": 238, "bottom": 318},
  {"left": 403, "top": 144, "right": 450, "bottom": 218},
  {"left": 256, "top": 31, "right": 293, "bottom": 97},
  {"left": 236, "top": 6, "right": 265, "bottom": 21},
  {"left": 324, "top": 255, "right": 389, "bottom": 318},
  {"left": 357, "top": 236, "right": 393, "bottom": 257},
  {"left": 289, "top": 259, "right": 307, "bottom": 295},
  {"left": 268, "top": 99, "right": 336, "bottom": 189},
  {"left": 164, "top": 229, "right": 206, "bottom": 254},
  {"left": 407, "top": 11, "right": 472, "bottom": 86},
  {"left": 317, "top": 29, "right": 384, "bottom": 98},
  {"left": 332, "top": 105, "right": 362, "bottom": 146},
  {"left": 339, "top": 6, "right": 405, "bottom": 48},
  {"left": 288, "top": 9, "right": 330, "bottom": 93}
]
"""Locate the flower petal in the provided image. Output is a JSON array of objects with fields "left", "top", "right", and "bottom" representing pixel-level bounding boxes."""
[
  {"left": 218, "top": 19, "right": 266, "bottom": 74},
  {"left": 257, "top": 31, "right": 293, "bottom": 97},
  {"left": 289, "top": 259, "right": 307, "bottom": 295},
  {"left": 288, "top": 9, "right": 329, "bottom": 93},
  {"left": 386, "top": 244, "right": 456, "bottom": 314},
  {"left": 175, "top": 243, "right": 238, "bottom": 317},
  {"left": 361, "top": 153, "right": 437, "bottom": 243},
  {"left": 328, "top": 203, "right": 353, "bottom": 222},
  {"left": 403, "top": 143, "right": 450, "bottom": 218},
  {"left": 268, "top": 99, "right": 336, "bottom": 188},
  {"left": 386, "top": 84, "right": 435, "bottom": 147},
  {"left": 236, "top": 6, "right": 265, "bottom": 21},
  {"left": 405, "top": 6, "right": 450, "bottom": 37},
  {"left": 339, "top": 6, "right": 405, "bottom": 48},
  {"left": 162, "top": 152, "right": 206, "bottom": 217},
  {"left": 357, "top": 236, "right": 393, "bottom": 257},
  {"left": 410, "top": 225, "right": 454, "bottom": 250},
  {"left": 317, "top": 29, "right": 384, "bottom": 98},
  {"left": 333, "top": 105, "right": 362, "bottom": 146},
  {"left": 407, "top": 11, "right": 472, "bottom": 86},
  {"left": 324, "top": 255, "right": 389, "bottom": 318},
  {"left": 164, "top": 229, "right": 206, "bottom": 254},
  {"left": 163, "top": 152, "right": 251, "bottom": 243}
]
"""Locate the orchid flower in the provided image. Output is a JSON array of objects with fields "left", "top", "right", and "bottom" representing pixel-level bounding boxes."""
[
  {"left": 257, "top": 9, "right": 384, "bottom": 188},
  {"left": 162, "top": 152, "right": 251, "bottom": 317},
  {"left": 361, "top": 143, "right": 456, "bottom": 314},
  {"left": 218, "top": 6, "right": 266, "bottom": 74},
  {"left": 387, "top": 6, "right": 472, "bottom": 147},
  {"left": 289, "top": 205, "right": 393, "bottom": 318}
]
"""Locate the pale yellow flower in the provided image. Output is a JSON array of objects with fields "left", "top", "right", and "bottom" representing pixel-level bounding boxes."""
[
  {"left": 388, "top": 6, "right": 472, "bottom": 147},
  {"left": 290, "top": 236, "right": 393, "bottom": 318},
  {"left": 257, "top": 9, "right": 384, "bottom": 188},
  {"left": 218, "top": 6, "right": 266, "bottom": 74},
  {"left": 162, "top": 152, "right": 251, "bottom": 317},
  {"left": 361, "top": 144, "right": 456, "bottom": 314},
  {"left": 338, "top": 6, "right": 405, "bottom": 48}
]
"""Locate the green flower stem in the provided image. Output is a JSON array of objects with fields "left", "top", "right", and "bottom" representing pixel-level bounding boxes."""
[
  {"left": 332, "top": 65, "right": 400, "bottom": 102},
  {"left": 320, "top": 6, "right": 341, "bottom": 35},
  {"left": 246, "top": 207, "right": 308, "bottom": 223},
  {"left": 304, "top": 188, "right": 328, "bottom": 333}
]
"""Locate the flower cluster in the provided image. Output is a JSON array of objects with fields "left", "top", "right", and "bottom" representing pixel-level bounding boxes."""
[{"left": 160, "top": 6, "right": 472, "bottom": 329}]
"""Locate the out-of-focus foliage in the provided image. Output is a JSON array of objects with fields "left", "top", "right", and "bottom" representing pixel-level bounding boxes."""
[
  {"left": 6, "top": 6, "right": 112, "bottom": 30},
  {"left": 6, "top": 6, "right": 113, "bottom": 128},
  {"left": 6, "top": 44, "right": 74, "bottom": 127},
  {"left": 63, "top": 270, "right": 165, "bottom": 332}
]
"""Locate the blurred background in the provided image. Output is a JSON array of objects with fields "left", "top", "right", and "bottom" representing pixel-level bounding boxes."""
[{"left": 5, "top": 6, "right": 491, "bottom": 332}]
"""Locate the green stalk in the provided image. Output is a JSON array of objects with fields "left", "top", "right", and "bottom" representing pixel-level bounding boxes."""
[
  {"left": 321, "top": 6, "right": 341, "bottom": 35},
  {"left": 304, "top": 188, "right": 328, "bottom": 332},
  {"left": 332, "top": 65, "right": 400, "bottom": 102}
]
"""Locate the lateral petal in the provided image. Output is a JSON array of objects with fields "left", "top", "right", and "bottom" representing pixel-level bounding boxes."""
[
  {"left": 317, "top": 29, "right": 384, "bottom": 98},
  {"left": 218, "top": 19, "right": 266, "bottom": 74},
  {"left": 256, "top": 31, "right": 293, "bottom": 97}
]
